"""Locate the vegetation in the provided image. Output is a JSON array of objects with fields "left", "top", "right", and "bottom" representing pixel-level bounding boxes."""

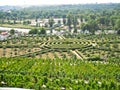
[
  {"left": 0, "top": 3, "right": 120, "bottom": 33},
  {"left": 29, "top": 27, "right": 46, "bottom": 35},
  {"left": 0, "top": 58, "right": 120, "bottom": 90},
  {"left": 0, "top": 34, "right": 119, "bottom": 60},
  {"left": 0, "top": 3, "right": 120, "bottom": 90},
  {"left": 10, "top": 29, "right": 15, "bottom": 35}
]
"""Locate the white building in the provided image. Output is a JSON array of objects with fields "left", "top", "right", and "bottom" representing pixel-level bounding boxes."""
[
  {"left": 30, "top": 18, "right": 64, "bottom": 27},
  {"left": 0, "top": 32, "right": 9, "bottom": 40}
]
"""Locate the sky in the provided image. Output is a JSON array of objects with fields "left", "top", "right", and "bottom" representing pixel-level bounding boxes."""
[{"left": 0, "top": 0, "right": 120, "bottom": 6}]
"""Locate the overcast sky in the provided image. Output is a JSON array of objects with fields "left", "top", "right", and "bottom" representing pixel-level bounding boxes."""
[{"left": 0, "top": 0, "right": 120, "bottom": 6}]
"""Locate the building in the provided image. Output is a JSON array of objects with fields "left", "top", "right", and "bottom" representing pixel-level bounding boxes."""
[
  {"left": 1, "top": 31, "right": 9, "bottom": 35},
  {"left": 0, "top": 31, "right": 9, "bottom": 40},
  {"left": 30, "top": 18, "right": 64, "bottom": 27}
]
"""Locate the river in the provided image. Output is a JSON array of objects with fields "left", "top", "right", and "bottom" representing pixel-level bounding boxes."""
[
  {"left": 0, "top": 27, "right": 30, "bottom": 33},
  {"left": 0, "top": 27, "right": 64, "bottom": 35}
]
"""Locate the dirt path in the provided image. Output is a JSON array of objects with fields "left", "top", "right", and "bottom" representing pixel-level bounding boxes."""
[
  {"left": 71, "top": 50, "right": 83, "bottom": 60},
  {"left": 59, "top": 36, "right": 65, "bottom": 39},
  {"left": 75, "top": 50, "right": 87, "bottom": 59}
]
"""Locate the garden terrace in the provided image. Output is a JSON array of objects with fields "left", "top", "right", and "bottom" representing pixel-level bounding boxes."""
[{"left": 0, "top": 34, "right": 119, "bottom": 60}]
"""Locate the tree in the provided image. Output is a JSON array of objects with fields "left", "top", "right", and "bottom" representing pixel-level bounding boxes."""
[
  {"left": 0, "top": 12, "right": 5, "bottom": 24},
  {"left": 12, "top": 12, "right": 18, "bottom": 24},
  {"left": 63, "top": 18, "right": 66, "bottom": 25},
  {"left": 73, "top": 15, "right": 78, "bottom": 33},
  {"left": 81, "top": 23, "right": 87, "bottom": 33},
  {"left": 10, "top": 29, "right": 15, "bottom": 35},
  {"left": 89, "top": 14, "right": 96, "bottom": 20},
  {"left": 48, "top": 18, "right": 54, "bottom": 27},
  {"left": 97, "top": 17, "right": 110, "bottom": 26},
  {"left": 67, "top": 14, "right": 72, "bottom": 32},
  {"left": 114, "top": 19, "right": 120, "bottom": 34},
  {"left": 87, "top": 20, "right": 99, "bottom": 34},
  {"left": 39, "top": 27, "right": 46, "bottom": 35},
  {"left": 110, "top": 19, "right": 115, "bottom": 27},
  {"left": 115, "top": 19, "right": 120, "bottom": 30},
  {"left": 97, "top": 17, "right": 106, "bottom": 25},
  {"left": 23, "top": 20, "right": 31, "bottom": 25},
  {"left": 79, "top": 15, "right": 84, "bottom": 22},
  {"left": 48, "top": 18, "right": 54, "bottom": 33},
  {"left": 29, "top": 28, "right": 38, "bottom": 34}
]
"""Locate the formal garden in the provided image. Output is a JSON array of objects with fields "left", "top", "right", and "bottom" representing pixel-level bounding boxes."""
[{"left": 0, "top": 34, "right": 119, "bottom": 89}]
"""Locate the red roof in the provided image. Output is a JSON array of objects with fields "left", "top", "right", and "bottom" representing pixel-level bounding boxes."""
[{"left": 1, "top": 32, "right": 8, "bottom": 35}]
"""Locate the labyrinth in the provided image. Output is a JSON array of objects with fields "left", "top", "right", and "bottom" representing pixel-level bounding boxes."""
[
  {"left": 0, "top": 34, "right": 120, "bottom": 60},
  {"left": 0, "top": 34, "right": 120, "bottom": 89}
]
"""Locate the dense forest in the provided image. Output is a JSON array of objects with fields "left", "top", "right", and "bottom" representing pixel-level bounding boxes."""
[{"left": 1, "top": 3, "right": 120, "bottom": 18}]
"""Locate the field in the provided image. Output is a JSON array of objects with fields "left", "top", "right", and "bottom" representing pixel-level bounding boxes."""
[
  {"left": 0, "top": 58, "right": 120, "bottom": 90},
  {"left": 0, "top": 34, "right": 120, "bottom": 89}
]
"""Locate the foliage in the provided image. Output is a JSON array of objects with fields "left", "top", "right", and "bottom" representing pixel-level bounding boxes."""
[
  {"left": 87, "top": 20, "right": 99, "bottom": 34},
  {"left": 23, "top": 20, "right": 31, "bottom": 25},
  {"left": 0, "top": 58, "right": 120, "bottom": 89},
  {"left": 115, "top": 19, "right": 120, "bottom": 30},
  {"left": 38, "top": 27, "right": 46, "bottom": 35},
  {"left": 10, "top": 29, "right": 15, "bottom": 35},
  {"left": 29, "top": 28, "right": 38, "bottom": 34},
  {"left": 67, "top": 14, "right": 72, "bottom": 31},
  {"left": 48, "top": 18, "right": 54, "bottom": 27}
]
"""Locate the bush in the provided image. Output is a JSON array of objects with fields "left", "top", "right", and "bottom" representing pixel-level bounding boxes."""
[{"left": 88, "top": 56, "right": 103, "bottom": 61}]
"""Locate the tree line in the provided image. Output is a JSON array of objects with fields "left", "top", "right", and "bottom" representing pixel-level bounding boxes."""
[{"left": 0, "top": 3, "right": 120, "bottom": 34}]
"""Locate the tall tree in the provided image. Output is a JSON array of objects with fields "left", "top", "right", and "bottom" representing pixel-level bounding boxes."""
[
  {"left": 87, "top": 20, "right": 99, "bottom": 34},
  {"left": 73, "top": 15, "right": 78, "bottom": 33},
  {"left": 0, "top": 12, "right": 5, "bottom": 24},
  {"left": 115, "top": 19, "right": 120, "bottom": 34},
  {"left": 67, "top": 14, "right": 72, "bottom": 32},
  {"left": 81, "top": 23, "right": 88, "bottom": 33},
  {"left": 48, "top": 18, "right": 54, "bottom": 27},
  {"left": 63, "top": 18, "right": 66, "bottom": 25},
  {"left": 48, "top": 18, "right": 54, "bottom": 33}
]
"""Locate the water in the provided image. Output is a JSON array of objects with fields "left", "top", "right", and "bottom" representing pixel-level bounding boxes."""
[
  {"left": 0, "top": 27, "right": 30, "bottom": 40},
  {"left": 0, "top": 27, "right": 65, "bottom": 35},
  {"left": 0, "top": 27, "right": 30, "bottom": 33}
]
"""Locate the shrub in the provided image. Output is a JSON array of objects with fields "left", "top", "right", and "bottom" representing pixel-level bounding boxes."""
[{"left": 88, "top": 56, "right": 103, "bottom": 61}]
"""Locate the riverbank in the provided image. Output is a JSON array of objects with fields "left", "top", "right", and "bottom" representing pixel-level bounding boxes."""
[
  {"left": 0, "top": 24, "right": 37, "bottom": 29},
  {"left": 0, "top": 27, "right": 30, "bottom": 33}
]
